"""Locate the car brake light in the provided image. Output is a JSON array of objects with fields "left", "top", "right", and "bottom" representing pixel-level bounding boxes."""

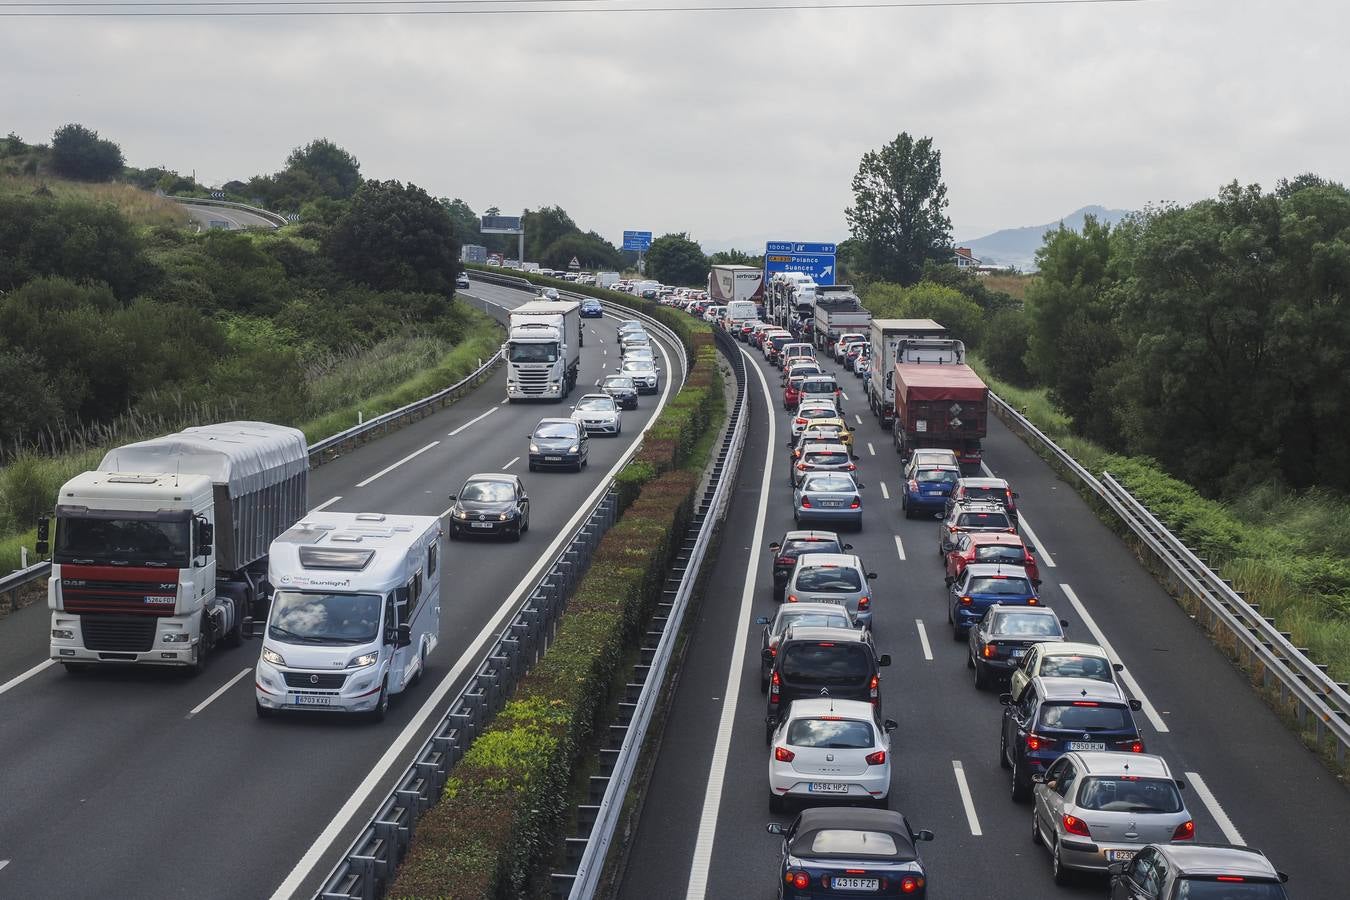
[
  {"left": 864, "top": 750, "right": 886, "bottom": 766},
  {"left": 982, "top": 644, "right": 996, "bottom": 658},
  {"left": 797, "top": 462, "right": 807, "bottom": 470},
  {"left": 800, "top": 497, "right": 812, "bottom": 508},
  {"left": 777, "top": 556, "right": 794, "bottom": 566},
  {"left": 1071, "top": 701, "right": 1099, "bottom": 706},
  {"left": 1172, "top": 820, "right": 1195, "bottom": 840},
  {"left": 846, "top": 463, "right": 856, "bottom": 471},
  {"left": 1128, "top": 740, "right": 1145, "bottom": 753},
  {"left": 769, "top": 671, "right": 781, "bottom": 704},
  {"left": 817, "top": 642, "right": 835, "bottom": 647},
  {"left": 774, "top": 746, "right": 795, "bottom": 763},
  {"left": 858, "top": 595, "right": 870, "bottom": 610},
  {"left": 1026, "top": 733, "right": 1055, "bottom": 751},
  {"left": 1028, "top": 597, "right": 1039, "bottom": 605},
  {"left": 787, "top": 594, "right": 798, "bottom": 604},
  {"left": 789, "top": 870, "right": 810, "bottom": 890},
  {"left": 850, "top": 498, "right": 860, "bottom": 509},
  {"left": 900, "top": 876, "right": 923, "bottom": 894},
  {"left": 1216, "top": 876, "right": 1246, "bottom": 883},
  {"left": 795, "top": 418, "right": 807, "bottom": 426},
  {"left": 1007, "top": 527, "right": 1016, "bottom": 533},
  {"left": 959, "top": 596, "right": 972, "bottom": 605},
  {"left": 869, "top": 673, "right": 879, "bottom": 702},
  {"left": 1061, "top": 814, "right": 1091, "bottom": 837},
  {"left": 948, "top": 525, "right": 959, "bottom": 532}
]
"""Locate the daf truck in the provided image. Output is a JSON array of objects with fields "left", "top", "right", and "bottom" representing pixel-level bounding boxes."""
[
  {"left": 865, "top": 319, "right": 950, "bottom": 428},
  {"left": 46, "top": 422, "right": 309, "bottom": 674},
  {"left": 506, "top": 299, "right": 582, "bottom": 401}
]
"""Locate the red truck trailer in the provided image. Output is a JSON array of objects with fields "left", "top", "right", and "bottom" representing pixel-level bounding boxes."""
[{"left": 891, "top": 354, "right": 988, "bottom": 475}]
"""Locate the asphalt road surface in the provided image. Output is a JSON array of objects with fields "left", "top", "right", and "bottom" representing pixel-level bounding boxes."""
[
  {"left": 621, "top": 330, "right": 1349, "bottom": 900},
  {"left": 178, "top": 200, "right": 279, "bottom": 230},
  {"left": 0, "top": 279, "right": 681, "bottom": 899}
]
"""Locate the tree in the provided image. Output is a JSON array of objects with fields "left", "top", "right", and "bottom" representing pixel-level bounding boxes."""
[
  {"left": 541, "top": 232, "right": 622, "bottom": 271},
  {"left": 709, "top": 248, "right": 764, "bottom": 267},
  {"left": 0, "top": 194, "right": 152, "bottom": 300},
  {"left": 862, "top": 281, "right": 985, "bottom": 348},
  {"left": 324, "top": 180, "right": 461, "bottom": 296},
  {"left": 644, "top": 233, "right": 708, "bottom": 286},
  {"left": 982, "top": 308, "right": 1034, "bottom": 386},
  {"left": 845, "top": 132, "right": 952, "bottom": 285},
  {"left": 49, "top": 123, "right": 124, "bottom": 182},
  {"left": 285, "top": 138, "right": 362, "bottom": 200},
  {"left": 0, "top": 349, "right": 64, "bottom": 448},
  {"left": 439, "top": 198, "right": 480, "bottom": 244},
  {"left": 523, "top": 206, "right": 579, "bottom": 260}
]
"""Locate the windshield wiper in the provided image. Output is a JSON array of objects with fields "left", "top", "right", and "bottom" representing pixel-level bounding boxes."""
[{"left": 269, "top": 625, "right": 326, "bottom": 644}]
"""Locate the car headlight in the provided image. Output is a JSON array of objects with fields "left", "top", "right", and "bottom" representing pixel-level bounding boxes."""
[
  {"left": 347, "top": 651, "right": 379, "bottom": 669},
  {"left": 455, "top": 508, "right": 471, "bottom": 520},
  {"left": 499, "top": 511, "right": 512, "bottom": 521},
  {"left": 569, "top": 445, "right": 579, "bottom": 453},
  {"left": 262, "top": 647, "right": 286, "bottom": 667}
]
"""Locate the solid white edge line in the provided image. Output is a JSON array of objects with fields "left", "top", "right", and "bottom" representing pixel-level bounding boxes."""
[
  {"left": 1059, "top": 583, "right": 1169, "bottom": 733},
  {"left": 446, "top": 405, "right": 498, "bottom": 437},
  {"left": 952, "top": 760, "right": 983, "bottom": 836},
  {"left": 187, "top": 667, "right": 251, "bottom": 718},
  {"left": 915, "top": 619, "right": 933, "bottom": 661},
  {"left": 269, "top": 308, "right": 679, "bottom": 900},
  {"left": 355, "top": 441, "right": 440, "bottom": 488},
  {"left": 503, "top": 456, "right": 520, "bottom": 469},
  {"left": 879, "top": 482, "right": 890, "bottom": 500},
  {"left": 1016, "top": 513, "right": 1056, "bottom": 568},
  {"left": 1184, "top": 771, "right": 1245, "bottom": 845},
  {"left": 893, "top": 534, "right": 907, "bottom": 562},
  {"left": 309, "top": 496, "right": 342, "bottom": 513},
  {"left": 684, "top": 348, "right": 776, "bottom": 900},
  {"left": 0, "top": 659, "right": 54, "bottom": 698}
]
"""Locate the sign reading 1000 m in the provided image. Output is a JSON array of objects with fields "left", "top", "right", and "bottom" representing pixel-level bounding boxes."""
[{"left": 764, "top": 241, "right": 837, "bottom": 285}]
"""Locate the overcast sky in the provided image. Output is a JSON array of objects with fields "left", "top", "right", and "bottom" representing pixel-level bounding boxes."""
[{"left": 4, "top": 0, "right": 1346, "bottom": 249}]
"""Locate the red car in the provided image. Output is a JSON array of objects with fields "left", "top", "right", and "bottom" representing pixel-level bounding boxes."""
[
  {"left": 944, "top": 532, "right": 1040, "bottom": 585},
  {"left": 783, "top": 374, "right": 809, "bottom": 410}
]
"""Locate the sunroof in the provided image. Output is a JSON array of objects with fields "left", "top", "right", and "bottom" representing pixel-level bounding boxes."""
[{"left": 299, "top": 546, "right": 376, "bottom": 570}]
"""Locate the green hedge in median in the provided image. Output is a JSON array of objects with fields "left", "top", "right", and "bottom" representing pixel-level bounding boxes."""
[{"left": 390, "top": 307, "right": 724, "bottom": 899}]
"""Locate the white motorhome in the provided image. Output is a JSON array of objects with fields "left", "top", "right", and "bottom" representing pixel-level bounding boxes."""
[{"left": 253, "top": 512, "right": 442, "bottom": 721}]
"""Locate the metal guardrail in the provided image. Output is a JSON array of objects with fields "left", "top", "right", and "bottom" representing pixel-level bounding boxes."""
[
  {"left": 988, "top": 392, "right": 1350, "bottom": 763},
  {"left": 167, "top": 195, "right": 289, "bottom": 228},
  {"left": 1, "top": 560, "right": 52, "bottom": 613},
  {"left": 558, "top": 326, "right": 748, "bottom": 898}
]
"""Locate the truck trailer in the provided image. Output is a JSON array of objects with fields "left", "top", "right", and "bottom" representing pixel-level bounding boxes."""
[
  {"left": 46, "top": 422, "right": 309, "bottom": 673},
  {"left": 506, "top": 299, "right": 583, "bottom": 401},
  {"left": 890, "top": 341, "right": 988, "bottom": 474},
  {"left": 865, "top": 319, "right": 950, "bottom": 428},
  {"left": 811, "top": 285, "right": 872, "bottom": 352},
  {"left": 709, "top": 264, "right": 765, "bottom": 307}
]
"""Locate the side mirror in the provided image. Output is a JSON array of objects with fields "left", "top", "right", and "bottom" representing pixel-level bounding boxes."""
[
  {"left": 1106, "top": 862, "right": 1125, "bottom": 877},
  {"left": 197, "top": 520, "right": 214, "bottom": 557},
  {"left": 1128, "top": 699, "right": 1143, "bottom": 712},
  {"left": 1026, "top": 546, "right": 1037, "bottom": 554},
  {"left": 754, "top": 616, "right": 770, "bottom": 625},
  {"left": 866, "top": 572, "right": 878, "bottom": 580},
  {"left": 397, "top": 622, "right": 412, "bottom": 648},
  {"left": 1174, "top": 778, "right": 1187, "bottom": 790},
  {"left": 857, "top": 483, "right": 866, "bottom": 489},
  {"left": 884, "top": 718, "right": 898, "bottom": 732},
  {"left": 1113, "top": 663, "right": 1125, "bottom": 672},
  {"left": 842, "top": 543, "right": 853, "bottom": 551},
  {"left": 36, "top": 514, "right": 50, "bottom": 557},
  {"left": 260, "top": 579, "right": 274, "bottom": 599},
  {"left": 1059, "top": 618, "right": 1070, "bottom": 628},
  {"left": 767, "top": 542, "right": 782, "bottom": 553},
  {"left": 766, "top": 823, "right": 786, "bottom": 835},
  {"left": 914, "top": 829, "right": 934, "bottom": 842},
  {"left": 851, "top": 454, "right": 860, "bottom": 461},
  {"left": 447, "top": 494, "right": 457, "bottom": 501},
  {"left": 1032, "top": 773, "right": 1046, "bottom": 784},
  {"left": 998, "top": 693, "right": 1013, "bottom": 706},
  {"left": 1012, "top": 492, "right": 1021, "bottom": 499},
  {"left": 878, "top": 654, "right": 891, "bottom": 667}
]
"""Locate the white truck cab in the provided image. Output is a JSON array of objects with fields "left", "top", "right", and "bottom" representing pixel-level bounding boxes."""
[{"left": 253, "top": 512, "right": 442, "bottom": 721}]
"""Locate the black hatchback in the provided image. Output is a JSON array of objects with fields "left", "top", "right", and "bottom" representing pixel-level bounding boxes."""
[
  {"left": 767, "top": 530, "right": 852, "bottom": 601},
  {"left": 767, "top": 626, "right": 890, "bottom": 742}
]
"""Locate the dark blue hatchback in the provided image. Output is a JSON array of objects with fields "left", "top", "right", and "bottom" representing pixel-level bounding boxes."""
[
  {"left": 947, "top": 563, "right": 1038, "bottom": 638},
  {"left": 901, "top": 463, "right": 960, "bottom": 519},
  {"left": 580, "top": 299, "right": 604, "bottom": 318}
]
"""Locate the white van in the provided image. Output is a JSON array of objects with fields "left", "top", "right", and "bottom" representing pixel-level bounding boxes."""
[
  {"left": 724, "top": 299, "right": 759, "bottom": 328},
  {"left": 253, "top": 512, "right": 442, "bottom": 721}
]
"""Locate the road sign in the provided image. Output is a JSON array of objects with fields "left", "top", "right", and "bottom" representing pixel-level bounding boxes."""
[
  {"left": 622, "top": 230, "right": 653, "bottom": 252},
  {"left": 764, "top": 239, "right": 837, "bottom": 285},
  {"left": 481, "top": 215, "right": 523, "bottom": 234},
  {"left": 568, "top": 256, "right": 581, "bottom": 270}
]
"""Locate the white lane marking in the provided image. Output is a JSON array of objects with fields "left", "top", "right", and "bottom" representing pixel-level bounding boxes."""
[
  {"left": 915, "top": 619, "right": 933, "bottom": 661},
  {"left": 867, "top": 442, "right": 876, "bottom": 456},
  {"left": 447, "top": 405, "right": 499, "bottom": 437},
  {"left": 187, "top": 667, "right": 251, "bottom": 718},
  {"left": 0, "top": 859, "right": 8, "bottom": 872},
  {"left": 603, "top": 349, "right": 608, "bottom": 355},
  {"left": 503, "top": 456, "right": 520, "bottom": 469},
  {"left": 1185, "top": 771, "right": 1245, "bottom": 844},
  {"left": 1059, "top": 584, "right": 1169, "bottom": 733},
  {"left": 879, "top": 482, "right": 890, "bottom": 500},
  {"left": 0, "top": 659, "right": 54, "bottom": 698},
  {"left": 1016, "top": 514, "right": 1056, "bottom": 568},
  {"left": 355, "top": 441, "right": 440, "bottom": 488},
  {"left": 854, "top": 414, "right": 863, "bottom": 426},
  {"left": 952, "top": 760, "right": 983, "bottom": 836},
  {"left": 893, "top": 535, "right": 907, "bottom": 561},
  {"left": 500, "top": 399, "right": 508, "bottom": 405},
  {"left": 310, "top": 496, "right": 342, "bottom": 513},
  {"left": 271, "top": 307, "right": 679, "bottom": 900},
  {"left": 841, "top": 391, "right": 850, "bottom": 400},
  {"left": 685, "top": 349, "right": 776, "bottom": 900}
]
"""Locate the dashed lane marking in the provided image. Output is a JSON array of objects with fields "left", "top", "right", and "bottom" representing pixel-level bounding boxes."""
[
  {"left": 355, "top": 441, "right": 440, "bottom": 488},
  {"left": 952, "top": 761, "right": 983, "bottom": 836}
]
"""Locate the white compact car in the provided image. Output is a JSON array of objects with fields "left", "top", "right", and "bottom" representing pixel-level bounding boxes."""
[
  {"left": 768, "top": 698, "right": 896, "bottom": 813},
  {"left": 570, "top": 393, "right": 622, "bottom": 435}
]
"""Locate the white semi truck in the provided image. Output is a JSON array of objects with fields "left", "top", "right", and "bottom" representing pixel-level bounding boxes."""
[
  {"left": 506, "top": 299, "right": 583, "bottom": 401},
  {"left": 45, "top": 422, "right": 309, "bottom": 673},
  {"left": 864, "top": 319, "right": 950, "bottom": 429}
]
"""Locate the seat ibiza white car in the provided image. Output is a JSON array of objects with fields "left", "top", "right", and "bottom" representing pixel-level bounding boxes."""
[{"left": 768, "top": 698, "right": 896, "bottom": 813}]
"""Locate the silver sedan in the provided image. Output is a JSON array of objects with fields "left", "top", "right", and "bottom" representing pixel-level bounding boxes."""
[{"left": 570, "top": 393, "right": 622, "bottom": 435}]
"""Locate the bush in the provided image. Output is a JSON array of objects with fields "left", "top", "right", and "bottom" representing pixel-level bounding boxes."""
[
  {"left": 983, "top": 308, "right": 1033, "bottom": 385},
  {"left": 49, "top": 123, "right": 123, "bottom": 182}
]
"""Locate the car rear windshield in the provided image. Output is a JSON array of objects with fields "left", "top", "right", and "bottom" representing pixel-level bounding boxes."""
[
  {"left": 958, "top": 511, "right": 1011, "bottom": 529},
  {"left": 795, "top": 567, "right": 863, "bottom": 592},
  {"left": 780, "top": 643, "right": 871, "bottom": 684},
  {"left": 1173, "top": 881, "right": 1287, "bottom": 899},
  {"left": 800, "top": 407, "right": 836, "bottom": 420},
  {"left": 965, "top": 486, "right": 1010, "bottom": 503},
  {"left": 967, "top": 576, "right": 1032, "bottom": 596},
  {"left": 802, "top": 475, "right": 857, "bottom": 493},
  {"left": 782, "top": 539, "right": 843, "bottom": 558},
  {"left": 989, "top": 612, "right": 1060, "bottom": 637},
  {"left": 806, "top": 451, "right": 850, "bottom": 466},
  {"left": 786, "top": 718, "right": 874, "bottom": 749},
  {"left": 809, "top": 830, "right": 897, "bottom": 857},
  {"left": 801, "top": 379, "right": 837, "bottom": 394},
  {"left": 1038, "top": 703, "right": 1132, "bottom": 732},
  {"left": 1075, "top": 777, "right": 1182, "bottom": 813},
  {"left": 1039, "top": 654, "right": 1114, "bottom": 681},
  {"left": 777, "top": 612, "right": 851, "bottom": 634},
  {"left": 975, "top": 545, "right": 1026, "bottom": 565},
  {"left": 916, "top": 468, "right": 959, "bottom": 484}
]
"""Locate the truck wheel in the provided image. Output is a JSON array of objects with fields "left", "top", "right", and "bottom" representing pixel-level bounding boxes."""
[{"left": 189, "top": 637, "right": 209, "bottom": 677}]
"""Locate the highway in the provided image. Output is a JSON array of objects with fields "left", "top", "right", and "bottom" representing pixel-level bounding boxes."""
[
  {"left": 177, "top": 199, "right": 280, "bottom": 230},
  {"left": 622, "top": 334, "right": 1350, "bottom": 899},
  {"left": 0, "top": 279, "right": 682, "bottom": 899}
]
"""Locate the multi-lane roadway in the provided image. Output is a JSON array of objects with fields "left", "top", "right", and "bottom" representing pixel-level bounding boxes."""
[
  {"left": 0, "top": 281, "right": 681, "bottom": 899},
  {"left": 622, "top": 332, "right": 1350, "bottom": 899},
  {"left": 177, "top": 200, "right": 280, "bottom": 231}
]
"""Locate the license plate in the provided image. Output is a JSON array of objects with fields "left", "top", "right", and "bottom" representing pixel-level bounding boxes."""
[
  {"left": 821, "top": 500, "right": 844, "bottom": 508},
  {"left": 1107, "top": 850, "right": 1137, "bottom": 862},
  {"left": 470, "top": 522, "right": 494, "bottom": 529},
  {"left": 545, "top": 456, "right": 562, "bottom": 461},
  {"left": 809, "top": 782, "right": 849, "bottom": 793},
  {"left": 831, "top": 877, "right": 878, "bottom": 891},
  {"left": 292, "top": 695, "right": 332, "bottom": 706},
  {"left": 1068, "top": 741, "right": 1106, "bottom": 751},
  {"left": 814, "top": 597, "right": 846, "bottom": 605},
  {"left": 1011, "top": 649, "right": 1026, "bottom": 658}
]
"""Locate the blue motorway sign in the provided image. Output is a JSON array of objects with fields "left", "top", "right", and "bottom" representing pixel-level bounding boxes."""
[
  {"left": 623, "top": 230, "right": 653, "bottom": 252},
  {"left": 764, "top": 240, "right": 837, "bottom": 285}
]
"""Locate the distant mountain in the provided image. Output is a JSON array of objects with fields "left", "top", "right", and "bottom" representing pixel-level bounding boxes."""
[{"left": 958, "top": 205, "right": 1131, "bottom": 271}]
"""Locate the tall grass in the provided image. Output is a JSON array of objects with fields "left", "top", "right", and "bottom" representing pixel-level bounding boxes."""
[{"left": 0, "top": 174, "right": 190, "bottom": 228}]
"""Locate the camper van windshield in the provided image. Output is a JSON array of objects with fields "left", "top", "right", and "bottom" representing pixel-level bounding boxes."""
[
  {"left": 509, "top": 342, "right": 558, "bottom": 363},
  {"left": 55, "top": 514, "right": 190, "bottom": 567},
  {"left": 270, "top": 591, "right": 384, "bottom": 645}
]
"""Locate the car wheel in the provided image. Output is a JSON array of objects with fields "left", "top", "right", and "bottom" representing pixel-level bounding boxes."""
[
  {"left": 255, "top": 700, "right": 274, "bottom": 719},
  {"left": 574, "top": 461, "right": 583, "bottom": 473},
  {"left": 447, "top": 528, "right": 459, "bottom": 541},
  {"left": 966, "top": 652, "right": 975, "bottom": 670},
  {"left": 528, "top": 462, "right": 537, "bottom": 472},
  {"left": 521, "top": 510, "right": 530, "bottom": 533},
  {"left": 1052, "top": 838, "right": 1072, "bottom": 885},
  {"left": 765, "top": 723, "right": 775, "bottom": 745},
  {"left": 974, "top": 659, "right": 990, "bottom": 690},
  {"left": 760, "top": 669, "right": 769, "bottom": 694},
  {"left": 1031, "top": 809, "right": 1043, "bottom": 846},
  {"left": 1011, "top": 758, "right": 1032, "bottom": 803},
  {"left": 510, "top": 523, "right": 522, "bottom": 542},
  {"left": 1000, "top": 729, "right": 1011, "bottom": 769},
  {"left": 368, "top": 679, "right": 390, "bottom": 723}
]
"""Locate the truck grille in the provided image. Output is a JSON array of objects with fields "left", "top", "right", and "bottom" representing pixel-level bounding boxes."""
[
  {"left": 282, "top": 672, "right": 348, "bottom": 689},
  {"left": 62, "top": 578, "right": 177, "bottom": 616},
  {"left": 81, "top": 615, "right": 158, "bottom": 652},
  {"left": 514, "top": 367, "right": 551, "bottom": 394}
]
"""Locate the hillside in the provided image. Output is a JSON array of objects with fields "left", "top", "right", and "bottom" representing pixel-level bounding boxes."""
[
  {"left": 0, "top": 173, "right": 191, "bottom": 228},
  {"left": 960, "top": 204, "right": 1131, "bottom": 270}
]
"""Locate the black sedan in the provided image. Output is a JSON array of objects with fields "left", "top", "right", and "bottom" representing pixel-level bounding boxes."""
[
  {"left": 598, "top": 374, "right": 639, "bottom": 410},
  {"left": 768, "top": 808, "right": 934, "bottom": 898},
  {"left": 446, "top": 473, "right": 529, "bottom": 541},
  {"left": 528, "top": 418, "right": 589, "bottom": 472},
  {"left": 967, "top": 604, "right": 1068, "bottom": 690}
]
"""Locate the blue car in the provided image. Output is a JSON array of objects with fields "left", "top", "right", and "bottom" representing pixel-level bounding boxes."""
[
  {"left": 768, "top": 808, "right": 933, "bottom": 898},
  {"left": 579, "top": 299, "right": 604, "bottom": 318},
  {"left": 901, "top": 462, "right": 960, "bottom": 519},
  {"left": 947, "top": 563, "right": 1038, "bottom": 639}
]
